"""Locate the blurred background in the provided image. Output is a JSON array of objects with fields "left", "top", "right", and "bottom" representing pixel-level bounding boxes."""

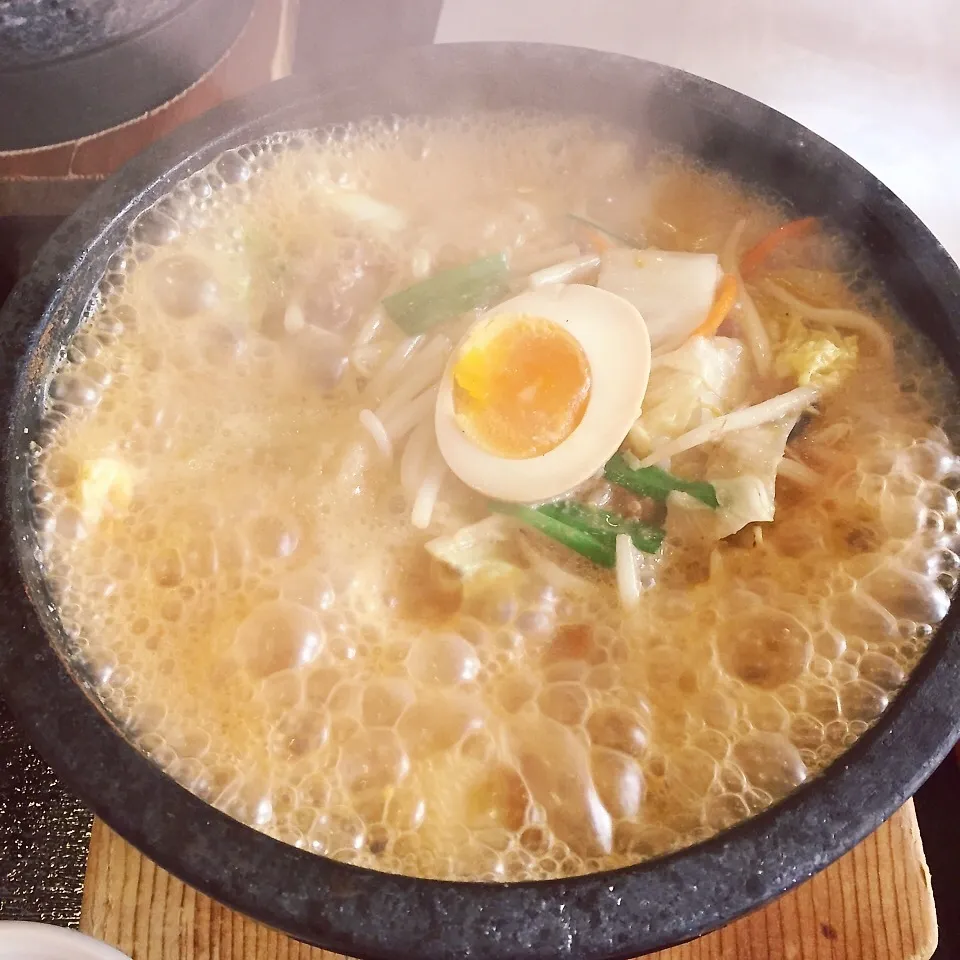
[{"left": 1, "top": 0, "right": 958, "bottom": 954}]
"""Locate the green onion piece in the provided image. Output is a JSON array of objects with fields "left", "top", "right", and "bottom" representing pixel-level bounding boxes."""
[
  {"left": 382, "top": 253, "right": 510, "bottom": 335},
  {"left": 568, "top": 213, "right": 642, "bottom": 249},
  {"left": 605, "top": 453, "right": 720, "bottom": 509},
  {"left": 489, "top": 502, "right": 616, "bottom": 568},
  {"left": 538, "top": 501, "right": 664, "bottom": 554}
]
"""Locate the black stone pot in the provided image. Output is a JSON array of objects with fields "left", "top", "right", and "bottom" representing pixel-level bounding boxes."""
[
  {"left": 0, "top": 0, "right": 254, "bottom": 151},
  {"left": 1, "top": 43, "right": 959, "bottom": 960}
]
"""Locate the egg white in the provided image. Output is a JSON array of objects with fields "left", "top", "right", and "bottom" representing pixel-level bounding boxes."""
[{"left": 435, "top": 283, "right": 651, "bottom": 503}]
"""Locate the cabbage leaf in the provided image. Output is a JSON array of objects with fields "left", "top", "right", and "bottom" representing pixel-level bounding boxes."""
[
  {"left": 425, "top": 516, "right": 520, "bottom": 584},
  {"left": 772, "top": 315, "right": 858, "bottom": 391},
  {"left": 628, "top": 336, "right": 749, "bottom": 456},
  {"left": 665, "top": 412, "right": 802, "bottom": 542}
]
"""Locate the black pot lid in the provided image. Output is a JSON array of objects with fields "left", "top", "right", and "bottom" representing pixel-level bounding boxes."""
[
  {"left": 0, "top": 0, "right": 186, "bottom": 68},
  {"left": 0, "top": 0, "right": 255, "bottom": 152},
  {"left": 2, "top": 43, "right": 960, "bottom": 960}
]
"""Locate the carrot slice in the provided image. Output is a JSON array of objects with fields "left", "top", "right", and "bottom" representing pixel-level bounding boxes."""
[
  {"left": 740, "top": 216, "right": 819, "bottom": 278},
  {"left": 693, "top": 273, "right": 738, "bottom": 337},
  {"left": 583, "top": 226, "right": 613, "bottom": 254}
]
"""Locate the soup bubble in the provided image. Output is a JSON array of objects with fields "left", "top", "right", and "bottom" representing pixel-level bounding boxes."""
[
  {"left": 543, "top": 623, "right": 606, "bottom": 666},
  {"left": 305, "top": 666, "right": 342, "bottom": 705},
  {"left": 790, "top": 714, "right": 824, "bottom": 750},
  {"left": 591, "top": 748, "right": 644, "bottom": 818},
  {"left": 397, "top": 693, "right": 481, "bottom": 758},
  {"left": 249, "top": 514, "right": 300, "bottom": 559},
  {"left": 464, "top": 765, "right": 528, "bottom": 832},
  {"left": 586, "top": 706, "right": 647, "bottom": 759},
  {"left": 151, "top": 547, "right": 184, "bottom": 587},
  {"left": 234, "top": 600, "right": 324, "bottom": 677},
  {"left": 45, "top": 453, "right": 79, "bottom": 488},
  {"left": 666, "top": 747, "right": 717, "bottom": 798},
  {"left": 829, "top": 592, "right": 896, "bottom": 643},
  {"left": 216, "top": 151, "right": 252, "bottom": 184},
  {"left": 361, "top": 679, "right": 414, "bottom": 727},
  {"left": 839, "top": 680, "right": 888, "bottom": 723},
  {"left": 135, "top": 210, "right": 180, "bottom": 246},
  {"left": 733, "top": 733, "right": 807, "bottom": 798},
  {"left": 858, "top": 651, "right": 903, "bottom": 690},
  {"left": 510, "top": 716, "right": 612, "bottom": 857},
  {"left": 864, "top": 564, "right": 950, "bottom": 624},
  {"left": 280, "top": 569, "right": 336, "bottom": 610},
  {"left": 406, "top": 632, "right": 480, "bottom": 686},
  {"left": 257, "top": 668, "right": 304, "bottom": 712},
  {"left": 152, "top": 254, "right": 220, "bottom": 318},
  {"left": 385, "top": 786, "right": 427, "bottom": 832},
  {"left": 719, "top": 610, "right": 811, "bottom": 689},
  {"left": 50, "top": 373, "right": 100, "bottom": 408},
  {"left": 338, "top": 730, "right": 410, "bottom": 794},
  {"left": 270, "top": 709, "right": 330, "bottom": 758},
  {"left": 538, "top": 682, "right": 589, "bottom": 726},
  {"left": 705, "top": 793, "right": 750, "bottom": 832},
  {"left": 52, "top": 504, "right": 87, "bottom": 541}
]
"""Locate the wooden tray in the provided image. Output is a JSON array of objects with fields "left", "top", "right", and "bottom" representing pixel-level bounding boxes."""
[{"left": 79, "top": 801, "right": 936, "bottom": 960}]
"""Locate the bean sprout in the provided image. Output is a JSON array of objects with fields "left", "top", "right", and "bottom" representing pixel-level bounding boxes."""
[
  {"left": 411, "top": 439, "right": 447, "bottom": 529},
  {"left": 616, "top": 534, "right": 641, "bottom": 609},
  {"left": 722, "top": 220, "right": 772, "bottom": 374},
  {"left": 359, "top": 409, "right": 393, "bottom": 460},
  {"left": 376, "top": 335, "right": 451, "bottom": 422},
  {"left": 777, "top": 457, "right": 820, "bottom": 487},
  {"left": 640, "top": 386, "right": 819, "bottom": 467},
  {"left": 382, "top": 385, "right": 440, "bottom": 444},
  {"left": 363, "top": 335, "right": 423, "bottom": 402},
  {"left": 400, "top": 418, "right": 435, "bottom": 497}
]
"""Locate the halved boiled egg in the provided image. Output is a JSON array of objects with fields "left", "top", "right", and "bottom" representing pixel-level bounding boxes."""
[{"left": 435, "top": 283, "right": 651, "bottom": 503}]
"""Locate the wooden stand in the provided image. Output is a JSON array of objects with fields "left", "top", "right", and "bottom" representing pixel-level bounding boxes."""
[{"left": 79, "top": 802, "right": 936, "bottom": 960}]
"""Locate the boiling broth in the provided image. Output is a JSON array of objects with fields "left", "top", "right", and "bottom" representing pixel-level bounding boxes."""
[{"left": 31, "top": 115, "right": 960, "bottom": 880}]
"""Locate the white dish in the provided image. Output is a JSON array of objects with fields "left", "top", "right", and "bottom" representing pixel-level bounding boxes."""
[{"left": 0, "top": 923, "right": 130, "bottom": 960}]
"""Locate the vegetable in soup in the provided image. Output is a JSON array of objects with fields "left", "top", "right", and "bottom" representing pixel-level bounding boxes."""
[{"left": 31, "top": 114, "right": 960, "bottom": 880}]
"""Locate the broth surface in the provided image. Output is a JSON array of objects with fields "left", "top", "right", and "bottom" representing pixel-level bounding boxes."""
[{"left": 32, "top": 115, "right": 960, "bottom": 880}]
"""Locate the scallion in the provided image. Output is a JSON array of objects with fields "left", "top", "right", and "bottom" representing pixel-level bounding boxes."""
[
  {"left": 605, "top": 453, "right": 719, "bottom": 509},
  {"left": 382, "top": 253, "right": 510, "bottom": 335},
  {"left": 489, "top": 502, "right": 616, "bottom": 568},
  {"left": 537, "top": 501, "right": 664, "bottom": 554}
]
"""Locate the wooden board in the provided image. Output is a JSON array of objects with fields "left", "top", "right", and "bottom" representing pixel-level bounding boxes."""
[{"left": 80, "top": 802, "right": 936, "bottom": 960}]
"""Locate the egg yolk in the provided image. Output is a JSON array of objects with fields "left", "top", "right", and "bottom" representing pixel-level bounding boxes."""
[{"left": 452, "top": 314, "right": 591, "bottom": 459}]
